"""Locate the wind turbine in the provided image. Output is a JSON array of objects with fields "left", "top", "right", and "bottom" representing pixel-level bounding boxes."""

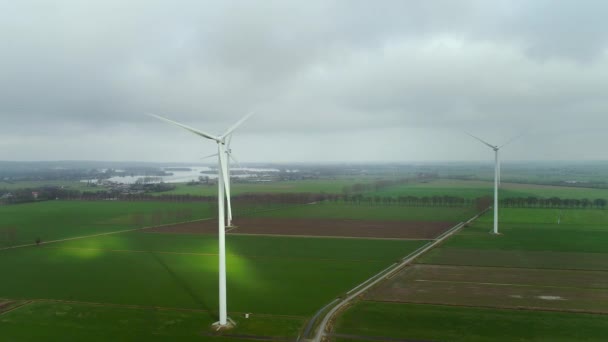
[
  {"left": 149, "top": 111, "right": 254, "bottom": 327},
  {"left": 466, "top": 133, "right": 512, "bottom": 234}
]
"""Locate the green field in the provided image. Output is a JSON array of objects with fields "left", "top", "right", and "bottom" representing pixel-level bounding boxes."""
[
  {"left": 0, "top": 180, "right": 96, "bottom": 192},
  {"left": 333, "top": 205, "right": 608, "bottom": 340},
  {"left": 0, "top": 201, "right": 217, "bottom": 247},
  {"left": 0, "top": 200, "right": 433, "bottom": 340},
  {"left": 0, "top": 300, "right": 303, "bottom": 342},
  {"left": 4, "top": 180, "right": 606, "bottom": 340},
  {"left": 0, "top": 238, "right": 405, "bottom": 315},
  {"left": 370, "top": 179, "right": 608, "bottom": 200},
  {"left": 0, "top": 200, "right": 298, "bottom": 248},
  {"left": 418, "top": 207, "right": 608, "bottom": 269},
  {"left": 333, "top": 302, "right": 608, "bottom": 341}
]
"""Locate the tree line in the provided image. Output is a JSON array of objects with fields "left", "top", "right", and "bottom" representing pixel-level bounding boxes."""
[
  {"left": 341, "top": 173, "right": 438, "bottom": 195},
  {"left": 0, "top": 187, "right": 328, "bottom": 205},
  {"left": 2, "top": 186, "right": 606, "bottom": 210},
  {"left": 501, "top": 196, "right": 607, "bottom": 209}
]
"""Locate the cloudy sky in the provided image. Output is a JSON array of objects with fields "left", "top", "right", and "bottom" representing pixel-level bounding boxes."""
[{"left": 1, "top": 0, "right": 607, "bottom": 163}]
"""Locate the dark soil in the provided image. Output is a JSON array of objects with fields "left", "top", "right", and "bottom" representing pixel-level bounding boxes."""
[{"left": 144, "top": 218, "right": 455, "bottom": 240}]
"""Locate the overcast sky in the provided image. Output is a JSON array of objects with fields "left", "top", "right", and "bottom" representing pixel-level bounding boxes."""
[{"left": 1, "top": 0, "right": 607, "bottom": 163}]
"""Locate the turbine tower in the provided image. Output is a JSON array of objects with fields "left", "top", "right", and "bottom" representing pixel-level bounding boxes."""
[{"left": 149, "top": 112, "right": 254, "bottom": 327}]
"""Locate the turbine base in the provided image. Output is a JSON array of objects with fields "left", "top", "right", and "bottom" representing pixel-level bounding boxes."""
[{"left": 211, "top": 317, "right": 236, "bottom": 331}]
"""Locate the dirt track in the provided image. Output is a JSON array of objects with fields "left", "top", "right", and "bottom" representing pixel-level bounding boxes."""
[{"left": 143, "top": 218, "right": 455, "bottom": 239}]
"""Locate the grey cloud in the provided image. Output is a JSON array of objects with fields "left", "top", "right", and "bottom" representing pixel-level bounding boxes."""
[{"left": 0, "top": 1, "right": 607, "bottom": 162}]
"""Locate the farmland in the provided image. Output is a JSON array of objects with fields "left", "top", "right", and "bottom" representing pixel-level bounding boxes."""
[
  {"left": 367, "top": 264, "right": 608, "bottom": 313},
  {"left": 333, "top": 302, "right": 608, "bottom": 342},
  {"left": 0, "top": 198, "right": 465, "bottom": 340},
  {"left": 148, "top": 217, "right": 455, "bottom": 239},
  {"left": 247, "top": 202, "right": 477, "bottom": 222},
  {"left": 2, "top": 173, "right": 608, "bottom": 341},
  {"left": 151, "top": 177, "right": 377, "bottom": 196},
  {"left": 369, "top": 178, "right": 608, "bottom": 200},
  {"left": 0, "top": 233, "right": 415, "bottom": 315},
  {"left": 0, "top": 201, "right": 216, "bottom": 248},
  {"left": 0, "top": 300, "right": 304, "bottom": 341},
  {"left": 419, "top": 208, "right": 608, "bottom": 266},
  {"left": 0, "top": 180, "right": 97, "bottom": 192},
  {"left": 332, "top": 206, "right": 608, "bottom": 341}
]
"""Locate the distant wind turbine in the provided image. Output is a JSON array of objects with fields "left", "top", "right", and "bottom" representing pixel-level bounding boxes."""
[
  {"left": 466, "top": 132, "right": 522, "bottom": 234},
  {"left": 148, "top": 111, "right": 255, "bottom": 327}
]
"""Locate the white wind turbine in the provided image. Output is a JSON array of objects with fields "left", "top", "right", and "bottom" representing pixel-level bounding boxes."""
[
  {"left": 149, "top": 112, "right": 254, "bottom": 327},
  {"left": 466, "top": 133, "right": 520, "bottom": 234}
]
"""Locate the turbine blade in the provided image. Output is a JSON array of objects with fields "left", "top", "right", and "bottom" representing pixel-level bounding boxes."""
[
  {"left": 466, "top": 132, "right": 496, "bottom": 149},
  {"left": 498, "top": 156, "right": 501, "bottom": 186},
  {"left": 201, "top": 153, "right": 218, "bottom": 160},
  {"left": 217, "top": 146, "right": 231, "bottom": 197},
  {"left": 229, "top": 153, "right": 249, "bottom": 180},
  {"left": 147, "top": 113, "right": 219, "bottom": 141},
  {"left": 499, "top": 132, "right": 526, "bottom": 149},
  {"left": 221, "top": 111, "right": 255, "bottom": 139},
  {"left": 226, "top": 134, "right": 233, "bottom": 148},
  {"left": 229, "top": 152, "right": 242, "bottom": 168}
]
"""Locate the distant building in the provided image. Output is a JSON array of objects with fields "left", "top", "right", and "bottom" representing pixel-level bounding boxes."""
[{"left": 0, "top": 193, "right": 13, "bottom": 199}]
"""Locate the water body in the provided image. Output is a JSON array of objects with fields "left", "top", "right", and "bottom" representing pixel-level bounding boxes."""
[{"left": 82, "top": 166, "right": 280, "bottom": 185}]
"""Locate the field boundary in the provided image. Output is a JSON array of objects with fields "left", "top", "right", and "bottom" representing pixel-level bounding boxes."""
[
  {"left": 0, "top": 201, "right": 317, "bottom": 252},
  {"left": 147, "top": 216, "right": 455, "bottom": 240},
  {"left": 305, "top": 208, "right": 489, "bottom": 342},
  {"left": 412, "top": 278, "right": 608, "bottom": 290},
  {"left": 361, "top": 299, "right": 608, "bottom": 316},
  {"left": 328, "top": 332, "right": 431, "bottom": 342},
  {"left": 417, "top": 261, "right": 608, "bottom": 273},
  {"left": 0, "top": 300, "right": 33, "bottom": 316},
  {"left": 228, "top": 233, "right": 431, "bottom": 241},
  {"left": 0, "top": 217, "right": 213, "bottom": 252}
]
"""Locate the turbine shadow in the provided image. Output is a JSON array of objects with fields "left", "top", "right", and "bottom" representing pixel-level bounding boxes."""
[{"left": 148, "top": 251, "right": 216, "bottom": 320}]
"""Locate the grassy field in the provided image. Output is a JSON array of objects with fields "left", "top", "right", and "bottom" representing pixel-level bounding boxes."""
[
  {"left": 333, "top": 302, "right": 608, "bottom": 341},
  {"left": 418, "top": 207, "right": 608, "bottom": 269},
  {"left": 334, "top": 205, "right": 608, "bottom": 340},
  {"left": 370, "top": 179, "right": 608, "bottom": 200},
  {"left": 0, "top": 247, "right": 373, "bottom": 316},
  {"left": 0, "top": 200, "right": 297, "bottom": 248},
  {"left": 0, "top": 300, "right": 303, "bottom": 341},
  {"left": 0, "top": 233, "right": 426, "bottom": 315},
  {"left": 419, "top": 248, "right": 608, "bottom": 271},
  {"left": 5, "top": 181, "right": 606, "bottom": 340},
  {"left": 247, "top": 202, "right": 477, "bottom": 222},
  {"left": 0, "top": 200, "right": 434, "bottom": 339},
  {"left": 0, "top": 180, "right": 96, "bottom": 192},
  {"left": 0, "top": 201, "right": 218, "bottom": 247}
]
